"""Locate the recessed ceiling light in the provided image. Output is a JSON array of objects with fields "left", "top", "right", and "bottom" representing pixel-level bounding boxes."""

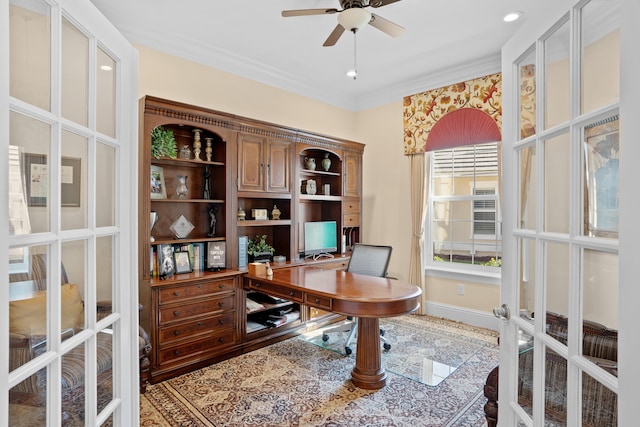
[
  {"left": 100, "top": 65, "right": 113, "bottom": 71},
  {"left": 346, "top": 69, "right": 358, "bottom": 79},
  {"left": 503, "top": 11, "right": 522, "bottom": 22}
]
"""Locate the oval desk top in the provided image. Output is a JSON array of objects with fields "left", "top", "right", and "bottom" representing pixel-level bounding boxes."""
[{"left": 246, "top": 266, "right": 422, "bottom": 318}]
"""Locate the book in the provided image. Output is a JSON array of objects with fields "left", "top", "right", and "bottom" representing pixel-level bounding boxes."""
[{"left": 207, "top": 241, "right": 226, "bottom": 270}]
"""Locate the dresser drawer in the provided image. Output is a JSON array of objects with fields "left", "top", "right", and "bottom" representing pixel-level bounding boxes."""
[
  {"left": 304, "top": 293, "right": 332, "bottom": 311},
  {"left": 157, "top": 330, "right": 236, "bottom": 365},
  {"left": 158, "top": 279, "right": 235, "bottom": 304},
  {"left": 247, "top": 280, "right": 303, "bottom": 302},
  {"left": 158, "top": 312, "right": 235, "bottom": 344},
  {"left": 343, "top": 201, "right": 360, "bottom": 213},
  {"left": 343, "top": 213, "right": 360, "bottom": 227},
  {"left": 159, "top": 295, "right": 235, "bottom": 324}
]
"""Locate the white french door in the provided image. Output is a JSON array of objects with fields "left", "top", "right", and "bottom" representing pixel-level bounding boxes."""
[
  {"left": 499, "top": 0, "right": 640, "bottom": 425},
  {"left": 1, "top": 0, "right": 138, "bottom": 425}
]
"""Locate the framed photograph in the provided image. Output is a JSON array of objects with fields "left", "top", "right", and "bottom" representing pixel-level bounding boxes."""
[
  {"left": 150, "top": 165, "right": 167, "bottom": 199},
  {"left": 159, "top": 244, "right": 175, "bottom": 279},
  {"left": 174, "top": 249, "right": 192, "bottom": 274},
  {"left": 23, "top": 153, "right": 82, "bottom": 207},
  {"left": 207, "top": 241, "right": 226, "bottom": 271}
]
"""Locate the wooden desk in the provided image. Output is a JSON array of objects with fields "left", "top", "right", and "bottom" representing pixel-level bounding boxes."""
[{"left": 244, "top": 266, "right": 422, "bottom": 389}]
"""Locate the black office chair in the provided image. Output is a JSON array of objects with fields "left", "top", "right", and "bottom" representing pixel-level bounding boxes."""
[{"left": 321, "top": 243, "right": 393, "bottom": 355}]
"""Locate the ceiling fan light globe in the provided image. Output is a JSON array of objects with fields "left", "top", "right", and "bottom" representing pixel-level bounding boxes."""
[
  {"left": 338, "top": 8, "right": 372, "bottom": 31},
  {"left": 346, "top": 69, "right": 358, "bottom": 79}
]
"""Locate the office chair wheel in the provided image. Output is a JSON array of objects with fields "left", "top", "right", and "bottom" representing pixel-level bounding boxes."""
[
  {"left": 383, "top": 343, "right": 391, "bottom": 351},
  {"left": 380, "top": 329, "right": 385, "bottom": 336},
  {"left": 322, "top": 334, "right": 329, "bottom": 342},
  {"left": 345, "top": 346, "right": 353, "bottom": 355}
]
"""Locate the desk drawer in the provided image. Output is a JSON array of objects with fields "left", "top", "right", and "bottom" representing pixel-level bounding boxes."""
[
  {"left": 158, "top": 312, "right": 235, "bottom": 344},
  {"left": 247, "top": 280, "right": 303, "bottom": 302},
  {"left": 304, "top": 293, "right": 332, "bottom": 311},
  {"left": 159, "top": 295, "right": 235, "bottom": 324},
  {"left": 343, "top": 201, "right": 360, "bottom": 213},
  {"left": 343, "top": 213, "right": 360, "bottom": 227},
  {"left": 157, "top": 330, "right": 236, "bottom": 365},
  {"left": 159, "top": 279, "right": 235, "bottom": 304}
]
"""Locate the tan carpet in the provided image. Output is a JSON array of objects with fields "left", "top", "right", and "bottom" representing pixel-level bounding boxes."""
[{"left": 141, "top": 315, "right": 498, "bottom": 426}]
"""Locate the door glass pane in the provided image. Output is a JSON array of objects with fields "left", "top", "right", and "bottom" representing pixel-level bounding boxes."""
[
  {"left": 61, "top": 342, "right": 86, "bottom": 425},
  {"left": 10, "top": 0, "right": 51, "bottom": 111},
  {"left": 518, "top": 238, "right": 536, "bottom": 319},
  {"left": 583, "top": 116, "right": 619, "bottom": 238},
  {"left": 544, "top": 133, "right": 570, "bottom": 233},
  {"left": 97, "top": 47, "right": 116, "bottom": 138},
  {"left": 96, "top": 142, "right": 116, "bottom": 228},
  {"left": 582, "top": 249, "right": 618, "bottom": 372},
  {"left": 62, "top": 17, "right": 89, "bottom": 126},
  {"left": 97, "top": 326, "right": 114, "bottom": 414},
  {"left": 582, "top": 371, "right": 617, "bottom": 425},
  {"left": 10, "top": 111, "right": 51, "bottom": 233},
  {"left": 61, "top": 130, "right": 88, "bottom": 230},
  {"left": 545, "top": 242, "right": 569, "bottom": 335},
  {"left": 544, "top": 346, "right": 568, "bottom": 426},
  {"left": 519, "top": 48, "right": 536, "bottom": 139},
  {"left": 96, "top": 236, "right": 114, "bottom": 317},
  {"left": 517, "top": 327, "right": 534, "bottom": 412},
  {"left": 581, "top": 0, "right": 621, "bottom": 114},
  {"left": 61, "top": 240, "right": 86, "bottom": 336},
  {"left": 518, "top": 145, "right": 537, "bottom": 230},
  {"left": 9, "top": 367, "right": 47, "bottom": 425},
  {"left": 545, "top": 19, "right": 570, "bottom": 129}
]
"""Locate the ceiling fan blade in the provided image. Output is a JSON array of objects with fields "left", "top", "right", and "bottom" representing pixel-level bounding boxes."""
[
  {"left": 323, "top": 24, "right": 345, "bottom": 47},
  {"left": 369, "top": 0, "right": 402, "bottom": 8},
  {"left": 368, "top": 13, "right": 405, "bottom": 37},
  {"left": 282, "top": 8, "right": 338, "bottom": 17}
]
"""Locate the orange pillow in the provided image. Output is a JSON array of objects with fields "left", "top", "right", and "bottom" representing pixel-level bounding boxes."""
[{"left": 10, "top": 283, "right": 84, "bottom": 335}]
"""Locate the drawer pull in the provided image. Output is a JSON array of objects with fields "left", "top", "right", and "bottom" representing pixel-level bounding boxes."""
[
  {"left": 173, "top": 291, "right": 180, "bottom": 296},
  {"left": 173, "top": 310, "right": 179, "bottom": 316},
  {"left": 198, "top": 284, "right": 202, "bottom": 289},
  {"left": 289, "top": 291, "right": 294, "bottom": 297},
  {"left": 174, "top": 330, "right": 180, "bottom": 336},
  {"left": 218, "top": 302, "right": 225, "bottom": 307},
  {"left": 218, "top": 319, "right": 225, "bottom": 325},
  {"left": 174, "top": 350, "right": 180, "bottom": 355},
  {"left": 255, "top": 283, "right": 261, "bottom": 288},
  {"left": 198, "top": 321, "right": 203, "bottom": 326},
  {"left": 218, "top": 337, "right": 225, "bottom": 343},
  {"left": 315, "top": 298, "right": 320, "bottom": 304},
  {"left": 219, "top": 284, "right": 225, "bottom": 289}
]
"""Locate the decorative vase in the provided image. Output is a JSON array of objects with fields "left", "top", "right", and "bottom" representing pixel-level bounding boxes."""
[
  {"left": 176, "top": 175, "right": 189, "bottom": 199},
  {"left": 192, "top": 129, "right": 202, "bottom": 161},
  {"left": 237, "top": 207, "right": 246, "bottom": 221},
  {"left": 321, "top": 153, "right": 331, "bottom": 171},
  {"left": 205, "top": 137, "right": 213, "bottom": 162},
  {"left": 179, "top": 145, "right": 191, "bottom": 160},
  {"left": 271, "top": 205, "right": 281, "bottom": 220},
  {"left": 305, "top": 157, "right": 316, "bottom": 170}
]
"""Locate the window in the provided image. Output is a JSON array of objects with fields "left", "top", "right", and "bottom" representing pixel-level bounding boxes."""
[{"left": 428, "top": 142, "right": 502, "bottom": 270}]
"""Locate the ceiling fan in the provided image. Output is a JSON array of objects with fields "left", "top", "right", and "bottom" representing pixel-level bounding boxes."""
[{"left": 282, "top": 0, "right": 405, "bottom": 47}]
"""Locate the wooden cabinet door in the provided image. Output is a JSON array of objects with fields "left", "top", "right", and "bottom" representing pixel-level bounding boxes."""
[
  {"left": 267, "top": 139, "right": 290, "bottom": 193},
  {"left": 238, "top": 133, "right": 265, "bottom": 191},
  {"left": 343, "top": 152, "right": 361, "bottom": 197}
]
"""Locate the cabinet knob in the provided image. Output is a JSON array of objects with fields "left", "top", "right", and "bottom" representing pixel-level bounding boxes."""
[
  {"left": 174, "top": 330, "right": 180, "bottom": 336},
  {"left": 218, "top": 301, "right": 225, "bottom": 307},
  {"left": 289, "top": 291, "right": 294, "bottom": 297},
  {"left": 219, "top": 284, "right": 225, "bottom": 289},
  {"left": 315, "top": 298, "right": 320, "bottom": 304},
  {"left": 218, "top": 337, "right": 225, "bottom": 343},
  {"left": 198, "top": 321, "right": 203, "bottom": 326},
  {"left": 174, "top": 350, "right": 180, "bottom": 355},
  {"left": 198, "top": 284, "right": 202, "bottom": 289},
  {"left": 173, "top": 311, "right": 179, "bottom": 316},
  {"left": 218, "top": 319, "right": 225, "bottom": 325},
  {"left": 255, "top": 283, "right": 261, "bottom": 288},
  {"left": 173, "top": 291, "right": 180, "bottom": 296}
]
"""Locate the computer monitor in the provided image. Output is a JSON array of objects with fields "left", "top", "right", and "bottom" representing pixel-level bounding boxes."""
[{"left": 304, "top": 221, "right": 337, "bottom": 260}]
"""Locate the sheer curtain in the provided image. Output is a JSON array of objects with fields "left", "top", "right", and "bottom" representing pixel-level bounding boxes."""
[{"left": 409, "top": 153, "right": 429, "bottom": 314}]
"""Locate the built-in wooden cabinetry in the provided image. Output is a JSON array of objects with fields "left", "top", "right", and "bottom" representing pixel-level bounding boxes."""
[{"left": 139, "top": 96, "right": 364, "bottom": 383}]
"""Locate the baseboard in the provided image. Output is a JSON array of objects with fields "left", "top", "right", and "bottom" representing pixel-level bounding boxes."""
[{"left": 423, "top": 301, "right": 500, "bottom": 331}]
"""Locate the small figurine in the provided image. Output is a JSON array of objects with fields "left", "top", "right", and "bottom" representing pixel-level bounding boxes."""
[
  {"left": 207, "top": 207, "right": 217, "bottom": 237},
  {"left": 271, "top": 205, "right": 281, "bottom": 220},
  {"left": 203, "top": 166, "right": 211, "bottom": 199},
  {"left": 266, "top": 262, "right": 273, "bottom": 277}
]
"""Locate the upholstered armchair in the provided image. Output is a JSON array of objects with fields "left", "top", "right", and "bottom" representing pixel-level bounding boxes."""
[
  {"left": 9, "top": 255, "right": 151, "bottom": 404},
  {"left": 484, "top": 311, "right": 617, "bottom": 427}
]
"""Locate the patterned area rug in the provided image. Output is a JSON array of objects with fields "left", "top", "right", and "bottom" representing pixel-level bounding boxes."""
[{"left": 141, "top": 315, "right": 499, "bottom": 427}]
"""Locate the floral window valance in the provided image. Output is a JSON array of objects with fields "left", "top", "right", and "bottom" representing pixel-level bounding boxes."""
[{"left": 403, "top": 72, "right": 502, "bottom": 155}]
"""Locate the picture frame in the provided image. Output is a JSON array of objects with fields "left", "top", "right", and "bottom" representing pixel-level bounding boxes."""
[
  {"left": 207, "top": 241, "right": 226, "bottom": 271},
  {"left": 150, "top": 164, "right": 167, "bottom": 200},
  {"left": 22, "top": 153, "right": 82, "bottom": 207},
  {"left": 174, "top": 248, "right": 192, "bottom": 274},
  {"left": 159, "top": 244, "right": 175, "bottom": 279}
]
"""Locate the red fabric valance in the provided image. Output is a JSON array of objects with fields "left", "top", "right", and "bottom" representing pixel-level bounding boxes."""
[{"left": 426, "top": 108, "right": 501, "bottom": 151}]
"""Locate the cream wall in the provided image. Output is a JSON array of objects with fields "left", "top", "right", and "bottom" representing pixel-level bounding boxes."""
[{"left": 137, "top": 45, "right": 501, "bottom": 320}]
